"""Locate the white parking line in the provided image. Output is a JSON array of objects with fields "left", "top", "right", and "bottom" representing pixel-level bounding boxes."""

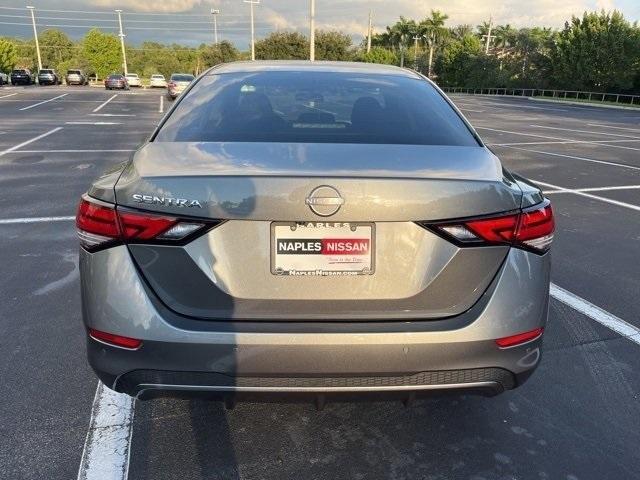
[
  {"left": 530, "top": 124, "right": 640, "bottom": 139},
  {"left": 544, "top": 185, "right": 640, "bottom": 194},
  {"left": 499, "top": 145, "right": 640, "bottom": 171},
  {"left": 533, "top": 179, "right": 640, "bottom": 212},
  {"left": 0, "top": 127, "right": 63, "bottom": 157},
  {"left": 90, "top": 114, "right": 136, "bottom": 117},
  {"left": 492, "top": 138, "right": 640, "bottom": 147},
  {"left": 159, "top": 96, "right": 164, "bottom": 113},
  {"left": 550, "top": 284, "right": 640, "bottom": 345},
  {"left": 0, "top": 93, "right": 18, "bottom": 99},
  {"left": 93, "top": 94, "right": 118, "bottom": 113},
  {"left": 476, "top": 126, "right": 640, "bottom": 152},
  {"left": 587, "top": 123, "right": 640, "bottom": 133},
  {"left": 77, "top": 382, "right": 135, "bottom": 480},
  {"left": 66, "top": 122, "right": 123, "bottom": 125},
  {"left": 19, "top": 93, "right": 68, "bottom": 111},
  {"left": 0, "top": 215, "right": 74, "bottom": 225},
  {"left": 1, "top": 149, "right": 135, "bottom": 154}
]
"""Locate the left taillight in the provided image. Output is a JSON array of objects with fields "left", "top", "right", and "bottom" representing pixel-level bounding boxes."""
[{"left": 76, "top": 195, "right": 209, "bottom": 251}]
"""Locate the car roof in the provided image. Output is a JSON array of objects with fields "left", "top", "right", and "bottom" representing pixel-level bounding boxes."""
[{"left": 206, "top": 60, "right": 422, "bottom": 78}]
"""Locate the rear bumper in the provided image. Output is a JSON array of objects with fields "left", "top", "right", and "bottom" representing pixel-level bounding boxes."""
[{"left": 82, "top": 245, "right": 549, "bottom": 400}]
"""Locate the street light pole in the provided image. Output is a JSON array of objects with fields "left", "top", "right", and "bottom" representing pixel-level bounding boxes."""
[
  {"left": 115, "top": 9, "right": 128, "bottom": 75},
  {"left": 309, "top": 0, "right": 315, "bottom": 61},
  {"left": 367, "top": 10, "right": 372, "bottom": 53},
  {"left": 211, "top": 9, "right": 220, "bottom": 44},
  {"left": 244, "top": 0, "right": 260, "bottom": 61},
  {"left": 26, "top": 6, "right": 42, "bottom": 71}
]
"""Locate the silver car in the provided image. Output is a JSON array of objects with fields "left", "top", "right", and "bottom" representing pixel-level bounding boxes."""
[
  {"left": 77, "top": 61, "right": 553, "bottom": 404},
  {"left": 167, "top": 73, "right": 194, "bottom": 99}
]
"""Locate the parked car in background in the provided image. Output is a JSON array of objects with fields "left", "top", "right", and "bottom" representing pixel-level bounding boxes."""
[
  {"left": 11, "top": 69, "right": 35, "bottom": 85},
  {"left": 0, "top": 72, "right": 8, "bottom": 85},
  {"left": 167, "top": 73, "right": 195, "bottom": 100},
  {"left": 149, "top": 74, "right": 167, "bottom": 88},
  {"left": 66, "top": 69, "right": 88, "bottom": 85},
  {"left": 104, "top": 74, "right": 129, "bottom": 90},
  {"left": 125, "top": 73, "right": 142, "bottom": 87},
  {"left": 37, "top": 69, "right": 61, "bottom": 85}
]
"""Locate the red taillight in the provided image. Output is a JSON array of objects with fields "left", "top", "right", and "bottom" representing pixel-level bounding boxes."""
[
  {"left": 89, "top": 328, "right": 142, "bottom": 350},
  {"left": 76, "top": 195, "right": 207, "bottom": 251},
  {"left": 496, "top": 327, "right": 544, "bottom": 348},
  {"left": 430, "top": 200, "right": 554, "bottom": 253}
]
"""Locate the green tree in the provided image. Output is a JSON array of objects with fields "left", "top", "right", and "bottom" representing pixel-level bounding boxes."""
[
  {"left": 356, "top": 46, "right": 397, "bottom": 65},
  {"left": 255, "top": 32, "right": 308, "bottom": 60},
  {"left": 421, "top": 10, "right": 449, "bottom": 77},
  {"left": 388, "top": 17, "right": 417, "bottom": 67},
  {"left": 315, "top": 30, "right": 352, "bottom": 60},
  {"left": 435, "top": 34, "right": 483, "bottom": 86},
  {"left": 82, "top": 29, "right": 121, "bottom": 79},
  {"left": 550, "top": 10, "right": 640, "bottom": 91},
  {"left": 0, "top": 39, "right": 18, "bottom": 73},
  {"left": 38, "top": 29, "right": 74, "bottom": 72},
  {"left": 200, "top": 40, "right": 239, "bottom": 68}
]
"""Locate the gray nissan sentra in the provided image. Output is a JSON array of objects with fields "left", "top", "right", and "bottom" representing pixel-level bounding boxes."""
[{"left": 77, "top": 61, "right": 553, "bottom": 404}]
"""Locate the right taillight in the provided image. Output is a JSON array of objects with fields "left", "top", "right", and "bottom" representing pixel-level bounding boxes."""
[
  {"left": 76, "top": 195, "right": 212, "bottom": 251},
  {"left": 425, "top": 200, "right": 554, "bottom": 254}
]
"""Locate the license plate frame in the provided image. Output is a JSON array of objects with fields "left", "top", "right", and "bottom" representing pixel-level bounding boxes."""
[{"left": 271, "top": 221, "right": 375, "bottom": 276}]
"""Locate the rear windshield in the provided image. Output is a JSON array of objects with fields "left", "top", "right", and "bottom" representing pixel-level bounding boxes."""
[
  {"left": 108, "top": 75, "right": 123, "bottom": 79},
  {"left": 67, "top": 70, "right": 81, "bottom": 74},
  {"left": 155, "top": 71, "right": 478, "bottom": 146},
  {"left": 12, "top": 70, "right": 26, "bottom": 74},
  {"left": 151, "top": 75, "right": 164, "bottom": 78},
  {"left": 170, "top": 74, "right": 194, "bottom": 82},
  {"left": 40, "top": 69, "right": 53, "bottom": 74}
]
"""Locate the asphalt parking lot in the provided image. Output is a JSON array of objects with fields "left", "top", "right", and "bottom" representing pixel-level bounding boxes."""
[{"left": 0, "top": 85, "right": 638, "bottom": 480}]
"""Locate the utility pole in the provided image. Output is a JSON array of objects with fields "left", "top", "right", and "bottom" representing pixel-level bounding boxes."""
[
  {"left": 413, "top": 35, "right": 420, "bottom": 70},
  {"left": 115, "top": 9, "right": 128, "bottom": 75},
  {"left": 244, "top": 0, "right": 259, "bottom": 61},
  {"left": 484, "top": 16, "right": 493, "bottom": 54},
  {"left": 211, "top": 9, "right": 220, "bottom": 45},
  {"left": 26, "top": 6, "right": 42, "bottom": 71},
  {"left": 367, "top": 10, "right": 372, "bottom": 53},
  {"left": 309, "top": 0, "right": 315, "bottom": 61}
]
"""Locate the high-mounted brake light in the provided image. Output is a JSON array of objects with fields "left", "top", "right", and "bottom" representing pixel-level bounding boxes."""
[
  {"left": 76, "top": 195, "right": 209, "bottom": 251},
  {"left": 426, "top": 200, "right": 554, "bottom": 253}
]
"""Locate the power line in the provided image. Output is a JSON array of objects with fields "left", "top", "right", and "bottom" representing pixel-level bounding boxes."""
[
  {"left": 0, "top": 6, "right": 246, "bottom": 17},
  {"left": 0, "top": 13, "right": 269, "bottom": 26},
  {"left": 0, "top": 21, "right": 272, "bottom": 31}
]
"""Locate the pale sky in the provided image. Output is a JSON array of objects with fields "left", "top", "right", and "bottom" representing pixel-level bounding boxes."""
[{"left": 2, "top": 0, "right": 639, "bottom": 47}]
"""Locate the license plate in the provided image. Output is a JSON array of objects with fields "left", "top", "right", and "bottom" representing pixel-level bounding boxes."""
[{"left": 271, "top": 222, "right": 375, "bottom": 276}]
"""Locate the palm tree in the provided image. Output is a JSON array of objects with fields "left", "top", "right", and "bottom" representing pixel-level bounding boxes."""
[
  {"left": 421, "top": 10, "right": 449, "bottom": 77},
  {"left": 389, "top": 16, "right": 417, "bottom": 67},
  {"left": 494, "top": 24, "right": 516, "bottom": 69},
  {"left": 450, "top": 24, "right": 473, "bottom": 40}
]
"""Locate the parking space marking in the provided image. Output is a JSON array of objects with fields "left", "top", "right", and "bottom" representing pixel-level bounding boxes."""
[
  {"left": 550, "top": 284, "right": 640, "bottom": 345},
  {"left": 534, "top": 179, "right": 640, "bottom": 211},
  {"left": 503, "top": 145, "right": 640, "bottom": 170},
  {"left": 587, "top": 123, "right": 640, "bottom": 133},
  {"left": 544, "top": 185, "right": 640, "bottom": 194},
  {"left": 498, "top": 145, "right": 640, "bottom": 171},
  {"left": 159, "top": 96, "right": 164, "bottom": 113},
  {"left": 0, "top": 215, "right": 74, "bottom": 225},
  {"left": 0, "top": 127, "right": 63, "bottom": 157},
  {"left": 19, "top": 93, "right": 68, "bottom": 111},
  {"left": 66, "top": 122, "right": 123, "bottom": 125},
  {"left": 77, "top": 382, "right": 134, "bottom": 480},
  {"left": 477, "top": 126, "right": 640, "bottom": 151},
  {"left": 0, "top": 93, "right": 18, "bottom": 99},
  {"left": 89, "top": 114, "right": 136, "bottom": 117},
  {"left": 1, "top": 149, "right": 135, "bottom": 154},
  {"left": 492, "top": 138, "right": 640, "bottom": 147},
  {"left": 93, "top": 94, "right": 118, "bottom": 113},
  {"left": 531, "top": 124, "right": 640, "bottom": 139}
]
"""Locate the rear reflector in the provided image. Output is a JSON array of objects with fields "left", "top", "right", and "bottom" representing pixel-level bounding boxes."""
[
  {"left": 88, "top": 328, "right": 142, "bottom": 350},
  {"left": 76, "top": 195, "right": 208, "bottom": 251},
  {"left": 495, "top": 327, "right": 544, "bottom": 348},
  {"left": 427, "top": 200, "right": 554, "bottom": 253}
]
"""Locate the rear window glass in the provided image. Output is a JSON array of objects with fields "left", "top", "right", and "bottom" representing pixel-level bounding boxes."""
[
  {"left": 67, "top": 70, "right": 81, "bottom": 74},
  {"left": 171, "top": 74, "right": 194, "bottom": 82},
  {"left": 40, "top": 69, "right": 53, "bottom": 74},
  {"left": 151, "top": 75, "right": 164, "bottom": 78},
  {"left": 12, "top": 70, "right": 26, "bottom": 74},
  {"left": 108, "top": 75, "right": 123, "bottom": 79},
  {"left": 155, "top": 71, "right": 478, "bottom": 146}
]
